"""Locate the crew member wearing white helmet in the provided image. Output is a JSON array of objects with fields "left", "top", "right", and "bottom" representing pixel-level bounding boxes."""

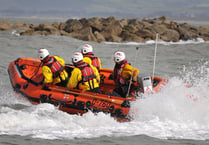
[
  {"left": 67, "top": 52, "right": 102, "bottom": 93},
  {"left": 79, "top": 44, "right": 102, "bottom": 72},
  {"left": 112, "top": 51, "right": 140, "bottom": 97},
  {"left": 38, "top": 48, "right": 68, "bottom": 86}
]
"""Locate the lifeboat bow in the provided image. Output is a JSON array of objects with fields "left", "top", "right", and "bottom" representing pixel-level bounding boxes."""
[{"left": 8, "top": 57, "right": 168, "bottom": 122}]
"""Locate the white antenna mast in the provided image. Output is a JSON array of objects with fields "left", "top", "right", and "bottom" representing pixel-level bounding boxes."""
[{"left": 152, "top": 33, "right": 158, "bottom": 81}]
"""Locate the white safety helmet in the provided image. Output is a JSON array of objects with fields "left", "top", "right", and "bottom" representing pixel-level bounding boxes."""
[
  {"left": 72, "top": 52, "right": 83, "bottom": 63},
  {"left": 38, "top": 48, "right": 49, "bottom": 60},
  {"left": 80, "top": 44, "right": 93, "bottom": 54},
  {"left": 113, "top": 51, "right": 126, "bottom": 63}
]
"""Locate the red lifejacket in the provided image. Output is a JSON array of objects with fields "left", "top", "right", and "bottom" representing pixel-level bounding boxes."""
[
  {"left": 75, "top": 61, "right": 96, "bottom": 84},
  {"left": 84, "top": 53, "right": 101, "bottom": 72},
  {"left": 113, "top": 60, "right": 129, "bottom": 86},
  {"left": 43, "top": 56, "right": 64, "bottom": 78}
]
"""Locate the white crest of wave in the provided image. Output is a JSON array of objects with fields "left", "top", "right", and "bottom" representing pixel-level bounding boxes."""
[
  {"left": 11, "top": 30, "right": 20, "bottom": 37},
  {"left": 1, "top": 60, "right": 209, "bottom": 140},
  {"left": 129, "top": 61, "right": 209, "bottom": 140},
  {"left": 104, "top": 38, "right": 205, "bottom": 46},
  {"left": 132, "top": 77, "right": 209, "bottom": 123},
  {"left": 0, "top": 103, "right": 128, "bottom": 139}
]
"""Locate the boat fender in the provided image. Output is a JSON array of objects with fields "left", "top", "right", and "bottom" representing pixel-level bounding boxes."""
[
  {"left": 48, "top": 94, "right": 52, "bottom": 100},
  {"left": 40, "top": 94, "right": 48, "bottom": 103},
  {"left": 15, "top": 84, "right": 21, "bottom": 90},
  {"left": 109, "top": 105, "right": 114, "bottom": 113},
  {"left": 77, "top": 101, "right": 85, "bottom": 109},
  {"left": 42, "top": 86, "right": 51, "bottom": 91},
  {"left": 72, "top": 98, "right": 77, "bottom": 105},
  {"left": 153, "top": 79, "right": 160, "bottom": 87},
  {"left": 115, "top": 109, "right": 123, "bottom": 117},
  {"left": 20, "top": 64, "right": 26, "bottom": 70},
  {"left": 86, "top": 101, "right": 91, "bottom": 108},
  {"left": 121, "top": 100, "right": 130, "bottom": 108},
  {"left": 23, "top": 83, "right": 28, "bottom": 89}
]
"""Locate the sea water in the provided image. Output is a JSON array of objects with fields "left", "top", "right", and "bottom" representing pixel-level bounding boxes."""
[{"left": 0, "top": 19, "right": 209, "bottom": 145}]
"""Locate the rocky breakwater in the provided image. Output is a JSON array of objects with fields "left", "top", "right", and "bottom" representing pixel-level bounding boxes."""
[{"left": 0, "top": 16, "right": 209, "bottom": 42}]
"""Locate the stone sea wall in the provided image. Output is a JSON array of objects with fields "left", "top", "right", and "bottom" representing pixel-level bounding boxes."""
[{"left": 0, "top": 16, "right": 209, "bottom": 42}]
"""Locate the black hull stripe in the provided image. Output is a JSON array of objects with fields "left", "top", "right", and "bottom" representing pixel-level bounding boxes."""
[{"left": 9, "top": 59, "right": 131, "bottom": 121}]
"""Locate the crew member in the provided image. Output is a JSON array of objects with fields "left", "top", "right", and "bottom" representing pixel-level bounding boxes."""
[
  {"left": 38, "top": 48, "right": 68, "bottom": 86},
  {"left": 79, "top": 44, "right": 102, "bottom": 72},
  {"left": 112, "top": 51, "right": 140, "bottom": 97},
  {"left": 67, "top": 52, "right": 102, "bottom": 93}
]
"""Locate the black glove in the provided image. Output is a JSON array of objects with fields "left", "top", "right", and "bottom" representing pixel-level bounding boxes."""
[
  {"left": 39, "top": 80, "right": 44, "bottom": 85},
  {"left": 108, "top": 74, "right": 114, "bottom": 80}
]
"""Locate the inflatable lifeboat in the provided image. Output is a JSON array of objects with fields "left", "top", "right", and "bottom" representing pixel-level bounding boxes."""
[{"left": 8, "top": 58, "right": 168, "bottom": 122}]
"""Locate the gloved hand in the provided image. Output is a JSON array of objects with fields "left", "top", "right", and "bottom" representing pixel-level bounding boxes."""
[
  {"left": 108, "top": 74, "right": 114, "bottom": 80},
  {"left": 39, "top": 80, "right": 44, "bottom": 85}
]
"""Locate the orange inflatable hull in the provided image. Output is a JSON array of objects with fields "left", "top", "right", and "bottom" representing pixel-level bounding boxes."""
[{"left": 8, "top": 58, "right": 167, "bottom": 122}]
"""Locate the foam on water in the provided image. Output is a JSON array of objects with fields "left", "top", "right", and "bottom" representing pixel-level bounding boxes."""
[
  {"left": 131, "top": 76, "right": 209, "bottom": 140},
  {"left": 131, "top": 61, "right": 209, "bottom": 140},
  {"left": 1, "top": 62, "right": 209, "bottom": 140},
  {"left": 104, "top": 37, "right": 206, "bottom": 46},
  {"left": 1, "top": 33, "right": 209, "bottom": 140}
]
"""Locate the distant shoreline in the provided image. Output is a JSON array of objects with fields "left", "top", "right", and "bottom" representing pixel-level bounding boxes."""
[{"left": 0, "top": 16, "right": 209, "bottom": 26}]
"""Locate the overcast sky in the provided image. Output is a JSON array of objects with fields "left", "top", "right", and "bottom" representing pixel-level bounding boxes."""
[{"left": 0, "top": 0, "right": 209, "bottom": 19}]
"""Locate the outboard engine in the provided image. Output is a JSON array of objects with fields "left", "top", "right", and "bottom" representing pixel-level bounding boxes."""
[{"left": 138, "top": 74, "right": 153, "bottom": 94}]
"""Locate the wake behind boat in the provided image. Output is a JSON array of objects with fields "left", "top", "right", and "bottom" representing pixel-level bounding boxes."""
[{"left": 8, "top": 57, "right": 167, "bottom": 122}]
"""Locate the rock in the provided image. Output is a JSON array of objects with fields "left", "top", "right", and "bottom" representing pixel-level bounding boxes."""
[
  {"left": 60, "top": 30, "right": 72, "bottom": 37},
  {"left": 135, "top": 29, "right": 155, "bottom": 40},
  {"left": 0, "top": 21, "right": 11, "bottom": 30},
  {"left": 52, "top": 22, "right": 59, "bottom": 29},
  {"left": 34, "top": 24, "right": 60, "bottom": 35},
  {"left": 64, "top": 19, "right": 83, "bottom": 33},
  {"left": 123, "top": 25, "right": 138, "bottom": 34},
  {"left": 94, "top": 31, "right": 106, "bottom": 42},
  {"left": 121, "top": 31, "right": 145, "bottom": 42},
  {"left": 162, "top": 20, "right": 178, "bottom": 29},
  {"left": 12, "top": 22, "right": 30, "bottom": 30},
  {"left": 59, "top": 22, "right": 67, "bottom": 30},
  {"left": 145, "top": 24, "right": 179, "bottom": 42},
  {"left": 197, "top": 26, "right": 209, "bottom": 41},
  {"left": 128, "top": 19, "right": 146, "bottom": 30},
  {"left": 119, "top": 19, "right": 128, "bottom": 28},
  {"left": 1, "top": 16, "right": 209, "bottom": 42},
  {"left": 85, "top": 17, "right": 104, "bottom": 32},
  {"left": 160, "top": 29, "right": 180, "bottom": 42},
  {"left": 108, "top": 35, "right": 122, "bottom": 42},
  {"left": 69, "top": 26, "right": 97, "bottom": 42},
  {"left": 176, "top": 23, "right": 199, "bottom": 40},
  {"left": 101, "top": 21, "right": 122, "bottom": 37},
  {"left": 20, "top": 29, "right": 34, "bottom": 35}
]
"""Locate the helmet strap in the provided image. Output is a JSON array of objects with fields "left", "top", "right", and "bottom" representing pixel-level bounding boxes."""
[
  {"left": 74, "top": 60, "right": 82, "bottom": 66},
  {"left": 42, "top": 55, "right": 50, "bottom": 62}
]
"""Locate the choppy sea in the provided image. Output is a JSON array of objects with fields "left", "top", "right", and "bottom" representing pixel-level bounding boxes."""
[{"left": 0, "top": 17, "right": 209, "bottom": 145}]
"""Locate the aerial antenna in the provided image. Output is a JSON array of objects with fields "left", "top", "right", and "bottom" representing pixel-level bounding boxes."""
[{"left": 152, "top": 33, "right": 158, "bottom": 82}]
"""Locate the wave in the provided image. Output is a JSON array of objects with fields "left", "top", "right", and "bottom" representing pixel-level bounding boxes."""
[
  {"left": 1, "top": 79, "right": 209, "bottom": 141},
  {"left": 104, "top": 38, "right": 206, "bottom": 46},
  {"left": 1, "top": 57, "right": 209, "bottom": 141}
]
